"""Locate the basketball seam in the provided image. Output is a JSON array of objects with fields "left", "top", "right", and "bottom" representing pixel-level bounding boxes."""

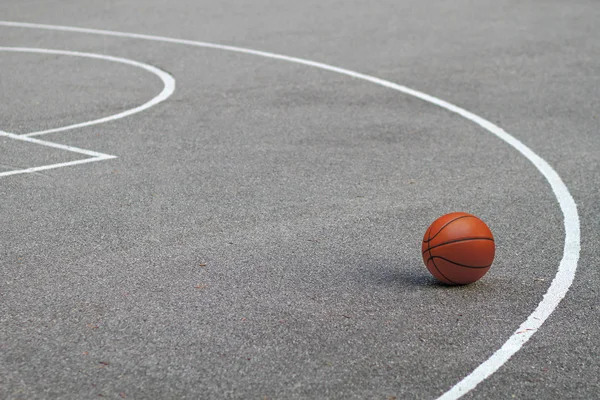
[
  {"left": 422, "top": 215, "right": 475, "bottom": 243},
  {"left": 421, "top": 237, "right": 494, "bottom": 255},
  {"left": 430, "top": 258, "right": 459, "bottom": 285},
  {"left": 427, "top": 224, "right": 457, "bottom": 285},
  {"left": 427, "top": 255, "right": 492, "bottom": 269}
]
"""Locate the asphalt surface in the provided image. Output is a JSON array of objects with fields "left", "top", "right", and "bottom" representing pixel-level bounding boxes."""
[{"left": 1, "top": 1, "right": 599, "bottom": 399}]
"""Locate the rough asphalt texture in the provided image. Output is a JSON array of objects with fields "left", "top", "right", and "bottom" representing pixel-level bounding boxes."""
[{"left": 1, "top": 1, "right": 599, "bottom": 399}]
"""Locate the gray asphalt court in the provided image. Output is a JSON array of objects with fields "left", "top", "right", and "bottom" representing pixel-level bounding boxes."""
[{"left": 1, "top": 1, "right": 599, "bottom": 399}]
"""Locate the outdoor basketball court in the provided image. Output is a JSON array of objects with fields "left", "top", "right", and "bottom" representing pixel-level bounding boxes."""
[{"left": 1, "top": 1, "right": 598, "bottom": 398}]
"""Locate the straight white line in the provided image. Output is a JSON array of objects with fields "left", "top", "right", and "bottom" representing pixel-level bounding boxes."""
[
  {"left": 0, "top": 130, "right": 116, "bottom": 177},
  {"left": 0, "top": 46, "right": 175, "bottom": 137},
  {"left": 0, "top": 156, "right": 114, "bottom": 177},
  {"left": 1, "top": 130, "right": 114, "bottom": 157},
  {"left": 0, "top": 21, "right": 581, "bottom": 399},
  {"left": 0, "top": 46, "right": 174, "bottom": 176}
]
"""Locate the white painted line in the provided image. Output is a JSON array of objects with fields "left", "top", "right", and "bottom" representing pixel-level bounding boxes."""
[
  {"left": 0, "top": 46, "right": 175, "bottom": 137},
  {"left": 0, "top": 130, "right": 116, "bottom": 177},
  {"left": 0, "top": 21, "right": 581, "bottom": 399},
  {"left": 0, "top": 46, "right": 175, "bottom": 176},
  {"left": 435, "top": 117, "right": 581, "bottom": 400},
  {"left": 0, "top": 156, "right": 113, "bottom": 177},
  {"left": 1, "top": 130, "right": 114, "bottom": 158}
]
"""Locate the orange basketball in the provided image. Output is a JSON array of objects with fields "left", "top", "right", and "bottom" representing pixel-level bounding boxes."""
[{"left": 421, "top": 212, "right": 495, "bottom": 285}]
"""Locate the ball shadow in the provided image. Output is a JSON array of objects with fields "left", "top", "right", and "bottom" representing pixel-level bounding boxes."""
[
  {"left": 357, "top": 257, "right": 495, "bottom": 292},
  {"left": 356, "top": 257, "right": 451, "bottom": 290}
]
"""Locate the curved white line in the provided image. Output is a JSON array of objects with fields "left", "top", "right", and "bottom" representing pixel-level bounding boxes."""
[
  {"left": 0, "top": 21, "right": 581, "bottom": 398},
  {"left": 0, "top": 46, "right": 175, "bottom": 137}
]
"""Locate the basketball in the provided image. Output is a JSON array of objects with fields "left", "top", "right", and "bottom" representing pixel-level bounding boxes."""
[{"left": 421, "top": 212, "right": 495, "bottom": 285}]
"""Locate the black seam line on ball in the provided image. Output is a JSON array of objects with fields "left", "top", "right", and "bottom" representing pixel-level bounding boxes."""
[
  {"left": 427, "top": 256, "right": 492, "bottom": 269},
  {"left": 430, "top": 257, "right": 459, "bottom": 285},
  {"left": 422, "top": 215, "right": 475, "bottom": 243},
  {"left": 427, "top": 223, "right": 433, "bottom": 261},
  {"left": 422, "top": 237, "right": 494, "bottom": 255}
]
